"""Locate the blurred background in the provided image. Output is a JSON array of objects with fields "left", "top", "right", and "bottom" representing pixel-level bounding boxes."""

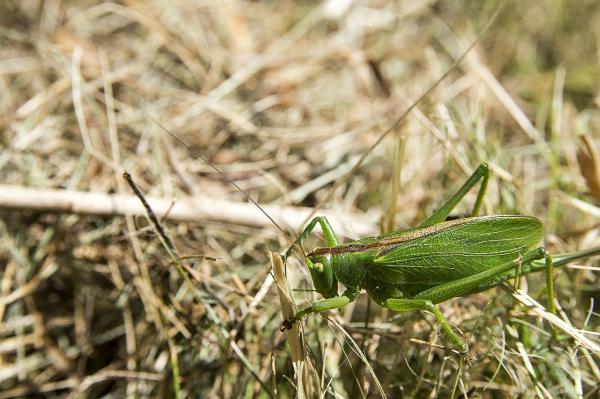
[{"left": 1, "top": 0, "right": 599, "bottom": 397}]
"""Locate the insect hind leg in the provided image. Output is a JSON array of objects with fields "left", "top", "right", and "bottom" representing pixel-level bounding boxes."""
[
  {"left": 383, "top": 248, "right": 548, "bottom": 353},
  {"left": 418, "top": 163, "right": 489, "bottom": 228},
  {"left": 544, "top": 252, "right": 557, "bottom": 315}
]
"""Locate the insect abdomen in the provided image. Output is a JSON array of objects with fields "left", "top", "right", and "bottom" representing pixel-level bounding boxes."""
[{"left": 370, "top": 216, "right": 543, "bottom": 285}]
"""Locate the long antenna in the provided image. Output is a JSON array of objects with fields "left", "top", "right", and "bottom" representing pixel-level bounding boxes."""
[
  {"left": 150, "top": 7, "right": 501, "bottom": 246},
  {"left": 306, "top": 7, "right": 503, "bottom": 225},
  {"left": 148, "top": 114, "right": 295, "bottom": 246}
]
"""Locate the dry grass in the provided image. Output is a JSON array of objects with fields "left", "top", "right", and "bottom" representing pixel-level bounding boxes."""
[{"left": 1, "top": 0, "right": 600, "bottom": 397}]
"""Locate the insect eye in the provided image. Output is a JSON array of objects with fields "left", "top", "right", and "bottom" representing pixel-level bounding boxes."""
[{"left": 313, "top": 262, "right": 324, "bottom": 272}]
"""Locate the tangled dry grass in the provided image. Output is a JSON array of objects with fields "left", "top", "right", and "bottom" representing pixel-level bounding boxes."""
[{"left": 1, "top": 0, "right": 600, "bottom": 397}]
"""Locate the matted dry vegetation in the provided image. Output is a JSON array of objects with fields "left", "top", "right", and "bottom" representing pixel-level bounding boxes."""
[{"left": 1, "top": 0, "right": 600, "bottom": 397}]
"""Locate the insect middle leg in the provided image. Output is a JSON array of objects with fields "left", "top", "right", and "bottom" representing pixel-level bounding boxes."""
[{"left": 419, "top": 163, "right": 489, "bottom": 228}]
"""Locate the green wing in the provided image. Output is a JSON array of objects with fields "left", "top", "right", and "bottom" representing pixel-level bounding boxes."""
[{"left": 369, "top": 216, "right": 543, "bottom": 285}]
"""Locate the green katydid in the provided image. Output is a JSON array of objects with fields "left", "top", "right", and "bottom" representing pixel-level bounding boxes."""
[
  {"left": 279, "top": 163, "right": 596, "bottom": 353},
  {"left": 157, "top": 121, "right": 600, "bottom": 354}
]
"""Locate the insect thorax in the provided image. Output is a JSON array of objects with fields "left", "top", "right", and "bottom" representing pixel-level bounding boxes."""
[{"left": 329, "top": 251, "right": 377, "bottom": 292}]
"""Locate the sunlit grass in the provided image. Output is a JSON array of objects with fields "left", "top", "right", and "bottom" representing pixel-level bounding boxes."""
[{"left": 0, "top": 0, "right": 599, "bottom": 397}]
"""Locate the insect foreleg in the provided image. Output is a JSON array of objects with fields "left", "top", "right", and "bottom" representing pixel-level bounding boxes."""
[
  {"left": 284, "top": 216, "right": 341, "bottom": 259},
  {"left": 281, "top": 290, "right": 358, "bottom": 331},
  {"left": 384, "top": 298, "right": 469, "bottom": 353},
  {"left": 419, "top": 163, "right": 489, "bottom": 228}
]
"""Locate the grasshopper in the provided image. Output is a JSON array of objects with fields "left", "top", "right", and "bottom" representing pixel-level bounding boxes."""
[
  {"left": 159, "top": 124, "right": 599, "bottom": 354},
  {"left": 279, "top": 163, "right": 592, "bottom": 353}
]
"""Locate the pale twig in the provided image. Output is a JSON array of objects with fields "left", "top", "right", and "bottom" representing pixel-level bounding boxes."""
[{"left": 0, "top": 185, "right": 378, "bottom": 237}]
